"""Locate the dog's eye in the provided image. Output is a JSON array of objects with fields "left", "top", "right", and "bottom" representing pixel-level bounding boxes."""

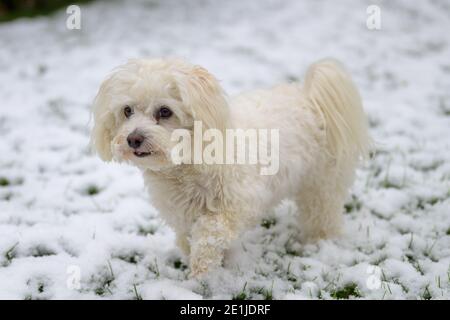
[
  {"left": 124, "top": 106, "right": 134, "bottom": 118},
  {"left": 158, "top": 106, "right": 172, "bottom": 119}
]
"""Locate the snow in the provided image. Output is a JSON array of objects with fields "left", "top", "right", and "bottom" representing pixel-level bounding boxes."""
[{"left": 0, "top": 0, "right": 449, "bottom": 299}]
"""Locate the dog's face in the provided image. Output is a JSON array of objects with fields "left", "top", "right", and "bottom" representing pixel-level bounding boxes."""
[{"left": 91, "top": 59, "right": 229, "bottom": 170}]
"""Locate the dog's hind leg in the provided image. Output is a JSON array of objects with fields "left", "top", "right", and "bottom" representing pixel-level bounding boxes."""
[{"left": 295, "top": 159, "right": 356, "bottom": 242}]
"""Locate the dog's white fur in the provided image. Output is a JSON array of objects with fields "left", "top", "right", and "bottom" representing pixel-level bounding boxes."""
[{"left": 91, "top": 58, "right": 371, "bottom": 276}]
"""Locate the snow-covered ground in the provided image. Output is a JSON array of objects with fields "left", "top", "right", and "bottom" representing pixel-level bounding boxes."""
[{"left": 0, "top": 0, "right": 449, "bottom": 299}]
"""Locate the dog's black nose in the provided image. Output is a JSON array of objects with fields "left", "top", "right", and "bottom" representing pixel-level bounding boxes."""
[{"left": 127, "top": 132, "right": 145, "bottom": 149}]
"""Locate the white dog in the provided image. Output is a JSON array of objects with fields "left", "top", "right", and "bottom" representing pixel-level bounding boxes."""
[{"left": 91, "top": 58, "right": 371, "bottom": 276}]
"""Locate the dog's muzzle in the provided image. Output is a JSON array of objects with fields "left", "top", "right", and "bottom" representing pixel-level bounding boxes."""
[{"left": 127, "top": 130, "right": 153, "bottom": 157}]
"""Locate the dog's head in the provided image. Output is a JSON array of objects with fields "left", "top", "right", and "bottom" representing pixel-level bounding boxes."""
[{"left": 90, "top": 58, "right": 229, "bottom": 170}]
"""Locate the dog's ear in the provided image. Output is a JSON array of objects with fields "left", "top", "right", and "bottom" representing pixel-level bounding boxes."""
[
  {"left": 176, "top": 65, "right": 229, "bottom": 132},
  {"left": 90, "top": 77, "right": 116, "bottom": 161}
]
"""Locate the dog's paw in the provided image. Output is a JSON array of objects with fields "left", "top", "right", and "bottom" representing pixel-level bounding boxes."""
[{"left": 188, "top": 261, "right": 210, "bottom": 279}]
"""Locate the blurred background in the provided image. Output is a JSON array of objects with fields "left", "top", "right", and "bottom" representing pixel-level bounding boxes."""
[{"left": 0, "top": 0, "right": 449, "bottom": 300}]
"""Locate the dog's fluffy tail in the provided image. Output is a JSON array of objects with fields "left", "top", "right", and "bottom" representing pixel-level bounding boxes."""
[{"left": 304, "top": 59, "right": 372, "bottom": 162}]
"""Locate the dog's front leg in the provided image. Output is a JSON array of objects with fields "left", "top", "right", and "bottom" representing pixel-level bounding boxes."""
[{"left": 189, "top": 213, "right": 236, "bottom": 277}]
